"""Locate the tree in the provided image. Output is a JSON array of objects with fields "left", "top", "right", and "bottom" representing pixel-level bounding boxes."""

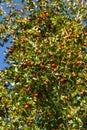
[{"left": 0, "top": 0, "right": 87, "bottom": 129}]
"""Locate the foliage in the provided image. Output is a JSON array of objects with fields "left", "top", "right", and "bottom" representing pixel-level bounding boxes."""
[{"left": 0, "top": 0, "right": 87, "bottom": 129}]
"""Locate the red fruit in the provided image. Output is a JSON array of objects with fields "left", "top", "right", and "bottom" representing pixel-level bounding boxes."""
[
  {"left": 34, "top": 49, "right": 40, "bottom": 54},
  {"left": 26, "top": 86, "right": 31, "bottom": 92},
  {"left": 28, "top": 117, "right": 34, "bottom": 121},
  {"left": 84, "top": 32, "right": 87, "bottom": 36},
  {"left": 27, "top": 61, "right": 33, "bottom": 66},
  {"left": 44, "top": 10, "right": 48, "bottom": 13},
  {"left": 25, "top": 104, "right": 29, "bottom": 109},
  {"left": 63, "top": 74, "right": 67, "bottom": 78},
  {"left": 84, "top": 43, "right": 87, "bottom": 46},
  {"left": 40, "top": 63, "right": 45, "bottom": 69},
  {"left": 50, "top": 59, "right": 54, "bottom": 63},
  {"left": 39, "top": 14, "right": 45, "bottom": 20},
  {"left": 44, "top": 10, "right": 48, "bottom": 16},
  {"left": 65, "top": 35, "right": 71, "bottom": 39},
  {"left": 51, "top": 63, "right": 56, "bottom": 68},
  {"left": 40, "top": 64, "right": 45, "bottom": 69},
  {"left": 72, "top": 72, "right": 76, "bottom": 77},
  {"left": 8, "top": 49, "right": 14, "bottom": 53},
  {"left": 51, "top": 67, "right": 57, "bottom": 72},
  {"left": 34, "top": 93, "right": 39, "bottom": 97},
  {"left": 8, "top": 55, "right": 12, "bottom": 59},
  {"left": 61, "top": 43, "right": 65, "bottom": 47},
  {"left": 59, "top": 78, "right": 65, "bottom": 83},
  {"left": 52, "top": 68, "right": 57, "bottom": 72},
  {"left": 45, "top": 79, "right": 50, "bottom": 83},
  {"left": 17, "top": 77, "right": 22, "bottom": 81},
  {"left": 0, "top": 96, "right": 2, "bottom": 100},
  {"left": 75, "top": 61, "right": 82, "bottom": 65},
  {"left": 20, "top": 38, "right": 26, "bottom": 43},
  {"left": 64, "top": 96, "right": 69, "bottom": 100},
  {"left": 22, "top": 62, "right": 27, "bottom": 67},
  {"left": 25, "top": 102, "right": 29, "bottom": 109},
  {"left": 80, "top": 90, "right": 85, "bottom": 95}
]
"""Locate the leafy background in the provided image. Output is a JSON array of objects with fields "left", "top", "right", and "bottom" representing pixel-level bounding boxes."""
[{"left": 0, "top": 0, "right": 87, "bottom": 129}]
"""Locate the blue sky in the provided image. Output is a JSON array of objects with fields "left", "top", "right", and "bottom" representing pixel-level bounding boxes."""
[
  {"left": 0, "top": 42, "right": 10, "bottom": 70},
  {"left": 0, "top": 2, "right": 11, "bottom": 70},
  {"left": 0, "top": 1, "right": 11, "bottom": 70},
  {"left": 0, "top": 1, "right": 23, "bottom": 70}
]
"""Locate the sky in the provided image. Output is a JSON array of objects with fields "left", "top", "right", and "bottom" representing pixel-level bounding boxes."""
[
  {"left": 0, "top": 42, "right": 10, "bottom": 70},
  {"left": 0, "top": 7, "right": 10, "bottom": 70},
  {"left": 0, "top": 2, "right": 11, "bottom": 70},
  {"left": 0, "top": 0, "right": 23, "bottom": 70}
]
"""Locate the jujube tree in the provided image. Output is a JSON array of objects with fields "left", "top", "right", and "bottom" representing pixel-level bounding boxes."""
[{"left": 0, "top": 0, "right": 87, "bottom": 129}]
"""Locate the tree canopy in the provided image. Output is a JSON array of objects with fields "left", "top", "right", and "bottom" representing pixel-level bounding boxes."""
[{"left": 0, "top": 0, "right": 87, "bottom": 129}]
